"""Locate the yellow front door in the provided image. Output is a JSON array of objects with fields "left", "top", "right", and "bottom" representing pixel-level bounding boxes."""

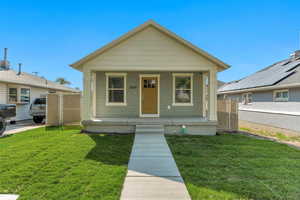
[{"left": 141, "top": 77, "right": 158, "bottom": 115}]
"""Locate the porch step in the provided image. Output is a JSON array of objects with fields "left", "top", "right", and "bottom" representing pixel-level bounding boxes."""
[{"left": 135, "top": 125, "right": 165, "bottom": 134}]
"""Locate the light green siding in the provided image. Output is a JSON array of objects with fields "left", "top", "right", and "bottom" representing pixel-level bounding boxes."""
[{"left": 95, "top": 72, "right": 203, "bottom": 117}]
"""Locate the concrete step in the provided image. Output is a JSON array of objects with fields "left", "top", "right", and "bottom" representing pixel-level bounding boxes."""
[
  {"left": 135, "top": 125, "right": 165, "bottom": 134},
  {"left": 136, "top": 124, "right": 164, "bottom": 129},
  {"left": 136, "top": 128, "right": 164, "bottom": 133}
]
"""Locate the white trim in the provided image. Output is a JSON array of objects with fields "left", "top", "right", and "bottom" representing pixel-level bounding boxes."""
[
  {"left": 202, "top": 72, "right": 208, "bottom": 118},
  {"left": 92, "top": 72, "right": 96, "bottom": 117},
  {"left": 273, "top": 89, "right": 289, "bottom": 102},
  {"left": 8, "top": 87, "right": 18, "bottom": 103},
  {"left": 86, "top": 65, "right": 215, "bottom": 72},
  {"left": 139, "top": 74, "right": 160, "bottom": 117},
  {"left": 208, "top": 69, "right": 217, "bottom": 121},
  {"left": 242, "top": 92, "right": 252, "bottom": 105},
  {"left": 105, "top": 73, "right": 127, "bottom": 106},
  {"left": 172, "top": 73, "right": 194, "bottom": 106},
  {"left": 20, "top": 87, "right": 31, "bottom": 104}
]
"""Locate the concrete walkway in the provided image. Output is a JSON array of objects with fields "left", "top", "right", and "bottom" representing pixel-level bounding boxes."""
[
  {"left": 120, "top": 127, "right": 191, "bottom": 200},
  {"left": 0, "top": 194, "right": 19, "bottom": 200},
  {"left": 4, "top": 120, "right": 43, "bottom": 136}
]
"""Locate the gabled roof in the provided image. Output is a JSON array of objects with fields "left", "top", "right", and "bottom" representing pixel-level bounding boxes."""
[
  {"left": 70, "top": 20, "right": 230, "bottom": 71},
  {"left": 0, "top": 69, "right": 80, "bottom": 92},
  {"left": 218, "top": 56, "right": 300, "bottom": 93}
]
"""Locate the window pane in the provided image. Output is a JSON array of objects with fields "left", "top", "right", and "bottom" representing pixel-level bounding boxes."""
[
  {"left": 276, "top": 92, "right": 281, "bottom": 98},
  {"left": 150, "top": 80, "right": 156, "bottom": 88},
  {"left": 282, "top": 91, "right": 288, "bottom": 98},
  {"left": 109, "top": 90, "right": 124, "bottom": 103},
  {"left": 175, "top": 90, "right": 191, "bottom": 103},
  {"left": 175, "top": 77, "right": 191, "bottom": 89},
  {"left": 144, "top": 79, "right": 156, "bottom": 88},
  {"left": 109, "top": 77, "right": 124, "bottom": 89},
  {"left": 9, "top": 88, "right": 17, "bottom": 102},
  {"left": 34, "top": 98, "right": 46, "bottom": 104},
  {"left": 21, "top": 88, "right": 29, "bottom": 95},
  {"left": 144, "top": 80, "right": 148, "bottom": 88},
  {"left": 9, "top": 88, "right": 17, "bottom": 94},
  {"left": 20, "top": 88, "right": 30, "bottom": 103},
  {"left": 248, "top": 94, "right": 252, "bottom": 103}
]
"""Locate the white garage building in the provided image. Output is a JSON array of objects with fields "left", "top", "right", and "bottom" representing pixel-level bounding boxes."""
[{"left": 0, "top": 68, "right": 79, "bottom": 121}]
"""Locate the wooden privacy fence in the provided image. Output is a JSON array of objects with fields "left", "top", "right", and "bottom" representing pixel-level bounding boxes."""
[
  {"left": 217, "top": 99, "right": 238, "bottom": 132},
  {"left": 46, "top": 93, "right": 81, "bottom": 126}
]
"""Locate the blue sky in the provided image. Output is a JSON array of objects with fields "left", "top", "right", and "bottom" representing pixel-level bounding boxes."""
[{"left": 1, "top": 0, "right": 300, "bottom": 89}]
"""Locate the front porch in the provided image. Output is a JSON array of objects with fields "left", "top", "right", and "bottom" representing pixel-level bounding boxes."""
[{"left": 82, "top": 117, "right": 217, "bottom": 135}]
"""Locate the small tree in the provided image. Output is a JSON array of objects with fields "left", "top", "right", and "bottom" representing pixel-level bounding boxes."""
[{"left": 55, "top": 77, "right": 71, "bottom": 85}]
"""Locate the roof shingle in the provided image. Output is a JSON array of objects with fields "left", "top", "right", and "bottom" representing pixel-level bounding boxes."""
[
  {"left": 219, "top": 57, "right": 300, "bottom": 92},
  {"left": 0, "top": 69, "right": 79, "bottom": 92}
]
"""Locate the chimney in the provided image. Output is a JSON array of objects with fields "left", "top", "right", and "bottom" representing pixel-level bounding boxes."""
[
  {"left": 0, "top": 48, "right": 10, "bottom": 70},
  {"left": 4, "top": 48, "right": 7, "bottom": 61},
  {"left": 290, "top": 50, "right": 300, "bottom": 60},
  {"left": 17, "top": 63, "right": 22, "bottom": 75}
]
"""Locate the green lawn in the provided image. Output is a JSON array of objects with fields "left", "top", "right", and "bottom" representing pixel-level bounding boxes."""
[
  {"left": 166, "top": 134, "right": 300, "bottom": 200},
  {"left": 0, "top": 126, "right": 134, "bottom": 200}
]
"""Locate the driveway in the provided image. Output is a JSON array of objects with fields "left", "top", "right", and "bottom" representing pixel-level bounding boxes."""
[{"left": 4, "top": 120, "right": 44, "bottom": 136}]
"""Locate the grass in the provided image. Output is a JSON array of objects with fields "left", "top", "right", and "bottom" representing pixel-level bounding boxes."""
[
  {"left": 0, "top": 126, "right": 134, "bottom": 200},
  {"left": 166, "top": 134, "right": 300, "bottom": 200},
  {"left": 240, "top": 127, "right": 300, "bottom": 143}
]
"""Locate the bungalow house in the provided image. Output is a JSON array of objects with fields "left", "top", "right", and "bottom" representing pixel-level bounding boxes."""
[
  {"left": 0, "top": 49, "right": 79, "bottom": 121},
  {"left": 71, "top": 20, "right": 229, "bottom": 135},
  {"left": 218, "top": 50, "right": 300, "bottom": 132}
]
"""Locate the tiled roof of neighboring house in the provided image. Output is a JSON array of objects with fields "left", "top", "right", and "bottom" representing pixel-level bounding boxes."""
[
  {"left": 0, "top": 69, "right": 79, "bottom": 92},
  {"left": 219, "top": 53, "right": 300, "bottom": 93}
]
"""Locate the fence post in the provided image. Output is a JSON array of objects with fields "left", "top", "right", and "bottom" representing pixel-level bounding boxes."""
[
  {"left": 59, "top": 94, "right": 63, "bottom": 126},
  {"left": 228, "top": 99, "right": 231, "bottom": 130}
]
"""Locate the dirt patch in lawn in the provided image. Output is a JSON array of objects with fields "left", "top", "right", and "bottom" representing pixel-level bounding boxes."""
[{"left": 238, "top": 120, "right": 300, "bottom": 149}]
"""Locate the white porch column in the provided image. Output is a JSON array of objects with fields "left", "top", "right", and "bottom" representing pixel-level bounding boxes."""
[
  {"left": 82, "top": 69, "right": 93, "bottom": 120},
  {"left": 90, "top": 71, "right": 96, "bottom": 118},
  {"left": 202, "top": 72, "right": 208, "bottom": 118},
  {"left": 208, "top": 68, "right": 217, "bottom": 121}
]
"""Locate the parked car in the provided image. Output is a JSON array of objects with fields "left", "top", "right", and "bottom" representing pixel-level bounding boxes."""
[
  {"left": 0, "top": 104, "right": 16, "bottom": 135},
  {"left": 30, "top": 98, "right": 46, "bottom": 124}
]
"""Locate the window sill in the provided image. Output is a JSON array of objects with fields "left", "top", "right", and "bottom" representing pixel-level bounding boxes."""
[
  {"left": 9, "top": 102, "right": 29, "bottom": 105},
  {"left": 172, "top": 103, "right": 194, "bottom": 106},
  {"left": 105, "top": 103, "right": 127, "bottom": 106},
  {"left": 274, "top": 99, "right": 289, "bottom": 102}
]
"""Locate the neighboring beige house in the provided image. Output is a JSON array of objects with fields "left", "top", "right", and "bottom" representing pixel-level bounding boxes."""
[
  {"left": 71, "top": 20, "right": 229, "bottom": 135},
  {"left": 0, "top": 49, "right": 79, "bottom": 121}
]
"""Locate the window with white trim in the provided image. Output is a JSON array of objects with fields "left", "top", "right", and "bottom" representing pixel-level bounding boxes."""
[
  {"left": 8, "top": 88, "right": 18, "bottom": 102},
  {"left": 242, "top": 93, "right": 252, "bottom": 105},
  {"left": 274, "top": 90, "right": 288, "bottom": 102},
  {"left": 20, "top": 88, "right": 30, "bottom": 103},
  {"left": 173, "top": 73, "right": 193, "bottom": 105},
  {"left": 106, "top": 73, "right": 126, "bottom": 105}
]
